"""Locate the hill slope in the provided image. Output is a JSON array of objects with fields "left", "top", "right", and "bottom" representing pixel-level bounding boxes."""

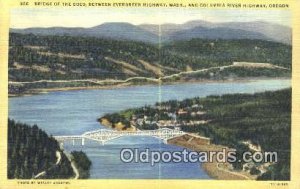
[
  {"left": 7, "top": 119, "right": 74, "bottom": 179},
  {"left": 8, "top": 33, "right": 291, "bottom": 95}
]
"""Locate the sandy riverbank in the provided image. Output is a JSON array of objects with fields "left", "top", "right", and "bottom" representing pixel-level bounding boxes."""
[
  {"left": 168, "top": 134, "right": 257, "bottom": 180},
  {"left": 99, "top": 118, "right": 137, "bottom": 131},
  {"left": 8, "top": 77, "right": 290, "bottom": 97},
  {"left": 8, "top": 82, "right": 133, "bottom": 97}
]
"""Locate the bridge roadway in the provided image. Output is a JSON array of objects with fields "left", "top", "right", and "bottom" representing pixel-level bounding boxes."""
[{"left": 54, "top": 128, "right": 185, "bottom": 146}]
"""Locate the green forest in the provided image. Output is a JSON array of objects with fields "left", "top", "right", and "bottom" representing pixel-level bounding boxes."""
[
  {"left": 71, "top": 151, "right": 92, "bottom": 179},
  {"left": 180, "top": 89, "right": 291, "bottom": 180},
  {"left": 7, "top": 119, "right": 73, "bottom": 179},
  {"left": 102, "top": 88, "right": 291, "bottom": 180},
  {"left": 7, "top": 119, "right": 91, "bottom": 179},
  {"left": 9, "top": 33, "right": 291, "bottom": 82}
]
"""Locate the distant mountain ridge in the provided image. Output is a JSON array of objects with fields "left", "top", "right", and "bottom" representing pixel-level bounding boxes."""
[
  {"left": 11, "top": 22, "right": 158, "bottom": 44},
  {"left": 139, "top": 20, "right": 291, "bottom": 44},
  {"left": 165, "top": 26, "right": 270, "bottom": 41},
  {"left": 11, "top": 20, "right": 291, "bottom": 44}
]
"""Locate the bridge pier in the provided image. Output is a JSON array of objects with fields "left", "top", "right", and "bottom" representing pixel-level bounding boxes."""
[
  {"left": 81, "top": 138, "right": 85, "bottom": 146},
  {"left": 72, "top": 139, "right": 75, "bottom": 146},
  {"left": 162, "top": 139, "right": 168, "bottom": 144}
]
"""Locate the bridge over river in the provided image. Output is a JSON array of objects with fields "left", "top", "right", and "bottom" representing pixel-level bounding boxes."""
[{"left": 54, "top": 128, "right": 186, "bottom": 146}]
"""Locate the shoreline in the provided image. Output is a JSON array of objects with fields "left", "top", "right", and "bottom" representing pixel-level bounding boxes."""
[
  {"left": 8, "top": 77, "right": 291, "bottom": 97},
  {"left": 168, "top": 134, "right": 257, "bottom": 180},
  {"left": 99, "top": 117, "right": 258, "bottom": 180},
  {"left": 100, "top": 117, "right": 257, "bottom": 179}
]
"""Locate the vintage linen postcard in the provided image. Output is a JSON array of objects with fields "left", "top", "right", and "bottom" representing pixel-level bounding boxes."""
[{"left": 0, "top": 0, "right": 299, "bottom": 188}]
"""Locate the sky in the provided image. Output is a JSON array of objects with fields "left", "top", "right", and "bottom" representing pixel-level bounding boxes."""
[{"left": 10, "top": 8, "right": 291, "bottom": 29}]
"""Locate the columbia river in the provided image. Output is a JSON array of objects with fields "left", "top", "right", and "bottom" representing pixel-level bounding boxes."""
[{"left": 9, "top": 79, "right": 290, "bottom": 179}]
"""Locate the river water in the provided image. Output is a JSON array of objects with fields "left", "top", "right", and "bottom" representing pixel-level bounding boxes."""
[{"left": 8, "top": 79, "right": 291, "bottom": 179}]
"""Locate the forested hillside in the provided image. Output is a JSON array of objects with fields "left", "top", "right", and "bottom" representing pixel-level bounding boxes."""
[
  {"left": 183, "top": 89, "right": 291, "bottom": 180},
  {"left": 7, "top": 119, "right": 74, "bottom": 179},
  {"left": 7, "top": 119, "right": 92, "bottom": 179},
  {"left": 71, "top": 151, "right": 92, "bottom": 179},
  {"left": 9, "top": 33, "right": 291, "bottom": 82},
  {"left": 164, "top": 38, "right": 291, "bottom": 69}
]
